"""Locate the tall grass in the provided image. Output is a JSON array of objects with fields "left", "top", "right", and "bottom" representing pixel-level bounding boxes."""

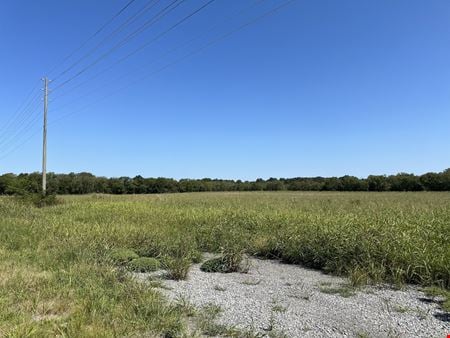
[{"left": 0, "top": 192, "right": 449, "bottom": 335}]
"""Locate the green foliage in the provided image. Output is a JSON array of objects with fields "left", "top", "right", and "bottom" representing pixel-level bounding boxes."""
[
  {"left": 201, "top": 257, "right": 230, "bottom": 273},
  {"left": 200, "top": 252, "right": 244, "bottom": 273},
  {"left": 367, "top": 175, "right": 390, "bottom": 191},
  {"left": 15, "top": 192, "right": 61, "bottom": 208},
  {"left": 319, "top": 284, "right": 356, "bottom": 298},
  {"left": 1, "top": 168, "right": 450, "bottom": 195},
  {"left": 423, "top": 286, "right": 450, "bottom": 312},
  {"left": 164, "top": 256, "right": 191, "bottom": 281},
  {"left": 127, "top": 257, "right": 161, "bottom": 272},
  {"left": 110, "top": 248, "right": 139, "bottom": 265}
]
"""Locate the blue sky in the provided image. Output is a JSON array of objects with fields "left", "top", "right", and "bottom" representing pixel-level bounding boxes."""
[{"left": 0, "top": 0, "right": 449, "bottom": 180}]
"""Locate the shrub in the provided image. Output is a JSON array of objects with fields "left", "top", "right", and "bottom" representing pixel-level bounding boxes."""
[
  {"left": 127, "top": 257, "right": 161, "bottom": 272},
  {"left": 200, "top": 251, "right": 245, "bottom": 273},
  {"left": 110, "top": 248, "right": 139, "bottom": 265},
  {"left": 200, "top": 257, "right": 229, "bottom": 273},
  {"left": 164, "top": 257, "right": 191, "bottom": 280},
  {"left": 15, "top": 192, "right": 62, "bottom": 208}
]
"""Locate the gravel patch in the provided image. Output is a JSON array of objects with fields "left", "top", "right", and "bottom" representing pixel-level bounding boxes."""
[{"left": 133, "top": 257, "right": 449, "bottom": 337}]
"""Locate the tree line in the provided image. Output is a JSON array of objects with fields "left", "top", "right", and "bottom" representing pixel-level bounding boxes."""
[{"left": 0, "top": 169, "right": 449, "bottom": 195}]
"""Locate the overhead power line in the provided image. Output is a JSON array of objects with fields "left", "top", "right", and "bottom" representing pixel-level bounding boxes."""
[
  {"left": 52, "top": 0, "right": 268, "bottom": 101},
  {"left": 52, "top": 0, "right": 218, "bottom": 107},
  {"left": 1, "top": 0, "right": 141, "bottom": 161},
  {"left": 52, "top": 0, "right": 187, "bottom": 91},
  {"left": 50, "top": 0, "right": 297, "bottom": 126},
  {"left": 48, "top": 0, "right": 139, "bottom": 77},
  {"left": 0, "top": 128, "right": 41, "bottom": 161},
  {"left": 0, "top": 81, "right": 40, "bottom": 137},
  {"left": 1, "top": 0, "right": 296, "bottom": 162},
  {"left": 0, "top": 93, "right": 41, "bottom": 147},
  {"left": 51, "top": 0, "right": 161, "bottom": 81},
  {"left": 0, "top": 107, "right": 41, "bottom": 152}
]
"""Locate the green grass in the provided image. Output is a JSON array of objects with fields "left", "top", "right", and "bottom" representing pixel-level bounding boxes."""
[
  {"left": 319, "top": 284, "right": 356, "bottom": 298},
  {"left": 423, "top": 286, "right": 450, "bottom": 312},
  {"left": 109, "top": 248, "right": 139, "bottom": 265},
  {"left": 127, "top": 257, "right": 161, "bottom": 273},
  {"left": 200, "top": 253, "right": 244, "bottom": 273},
  {"left": 0, "top": 191, "right": 449, "bottom": 335}
]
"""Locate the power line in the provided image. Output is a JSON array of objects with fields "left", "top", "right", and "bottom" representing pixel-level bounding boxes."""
[
  {"left": 52, "top": 0, "right": 218, "bottom": 107},
  {"left": 52, "top": 0, "right": 187, "bottom": 91},
  {"left": 0, "top": 81, "right": 40, "bottom": 137},
  {"left": 0, "top": 128, "right": 41, "bottom": 162},
  {"left": 52, "top": 0, "right": 266, "bottom": 104},
  {"left": 50, "top": 0, "right": 296, "bottom": 126},
  {"left": 48, "top": 0, "right": 139, "bottom": 77},
  {"left": 0, "top": 86, "right": 44, "bottom": 159},
  {"left": 0, "top": 93, "right": 41, "bottom": 146},
  {"left": 0, "top": 107, "right": 41, "bottom": 152},
  {"left": 0, "top": 81, "right": 46, "bottom": 154},
  {"left": 1, "top": 0, "right": 296, "bottom": 161},
  {"left": 51, "top": 0, "right": 160, "bottom": 81}
]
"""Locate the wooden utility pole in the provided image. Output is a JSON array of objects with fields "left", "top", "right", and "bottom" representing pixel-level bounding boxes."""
[{"left": 42, "top": 77, "right": 48, "bottom": 195}]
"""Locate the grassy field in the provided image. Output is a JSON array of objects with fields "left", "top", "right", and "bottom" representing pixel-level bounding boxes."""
[{"left": 0, "top": 192, "right": 449, "bottom": 336}]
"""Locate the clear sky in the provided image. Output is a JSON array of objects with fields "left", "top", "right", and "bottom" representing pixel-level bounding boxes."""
[{"left": 0, "top": 0, "right": 449, "bottom": 180}]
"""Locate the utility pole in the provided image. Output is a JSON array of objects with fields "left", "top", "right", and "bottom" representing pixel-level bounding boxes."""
[{"left": 42, "top": 77, "right": 48, "bottom": 196}]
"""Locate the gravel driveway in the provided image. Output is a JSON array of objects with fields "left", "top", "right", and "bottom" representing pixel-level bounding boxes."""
[{"left": 133, "top": 257, "right": 449, "bottom": 337}]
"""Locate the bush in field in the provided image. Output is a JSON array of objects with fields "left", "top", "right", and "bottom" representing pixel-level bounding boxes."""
[
  {"left": 110, "top": 249, "right": 139, "bottom": 265},
  {"left": 200, "top": 256, "right": 239, "bottom": 273},
  {"left": 201, "top": 249, "right": 246, "bottom": 274},
  {"left": 127, "top": 257, "right": 161, "bottom": 272},
  {"left": 164, "top": 256, "right": 191, "bottom": 280},
  {"left": 15, "top": 192, "right": 62, "bottom": 208},
  {"left": 156, "top": 232, "right": 199, "bottom": 280},
  {"left": 33, "top": 193, "right": 61, "bottom": 207}
]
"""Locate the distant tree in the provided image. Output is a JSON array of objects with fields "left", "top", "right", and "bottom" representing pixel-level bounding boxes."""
[
  {"left": 286, "top": 178, "right": 323, "bottom": 191},
  {"left": 1, "top": 169, "right": 449, "bottom": 195},
  {"left": 266, "top": 178, "right": 285, "bottom": 191},
  {"left": 95, "top": 177, "right": 110, "bottom": 193},
  {"left": 442, "top": 168, "right": 450, "bottom": 190},
  {"left": 109, "top": 178, "right": 126, "bottom": 194},
  {"left": 388, "top": 173, "right": 423, "bottom": 191},
  {"left": 339, "top": 176, "right": 368, "bottom": 191},
  {"left": 420, "top": 172, "right": 443, "bottom": 191},
  {"left": 367, "top": 175, "right": 389, "bottom": 191},
  {"left": 322, "top": 177, "right": 343, "bottom": 191},
  {"left": 0, "top": 173, "right": 16, "bottom": 194}
]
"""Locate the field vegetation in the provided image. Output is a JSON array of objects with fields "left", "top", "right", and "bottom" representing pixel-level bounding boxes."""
[{"left": 0, "top": 192, "right": 449, "bottom": 336}]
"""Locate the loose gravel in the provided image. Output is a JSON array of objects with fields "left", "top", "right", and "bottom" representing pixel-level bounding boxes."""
[{"left": 133, "top": 257, "right": 449, "bottom": 337}]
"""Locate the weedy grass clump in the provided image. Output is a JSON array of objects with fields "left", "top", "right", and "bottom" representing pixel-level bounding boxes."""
[
  {"left": 127, "top": 257, "right": 161, "bottom": 272},
  {"left": 164, "top": 256, "right": 192, "bottom": 281},
  {"left": 423, "top": 286, "right": 450, "bottom": 312},
  {"left": 318, "top": 284, "right": 356, "bottom": 298},
  {"left": 159, "top": 232, "right": 201, "bottom": 280},
  {"left": 15, "top": 192, "right": 62, "bottom": 208},
  {"left": 201, "top": 257, "right": 231, "bottom": 273},
  {"left": 200, "top": 251, "right": 246, "bottom": 273},
  {"left": 110, "top": 248, "right": 139, "bottom": 265}
]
